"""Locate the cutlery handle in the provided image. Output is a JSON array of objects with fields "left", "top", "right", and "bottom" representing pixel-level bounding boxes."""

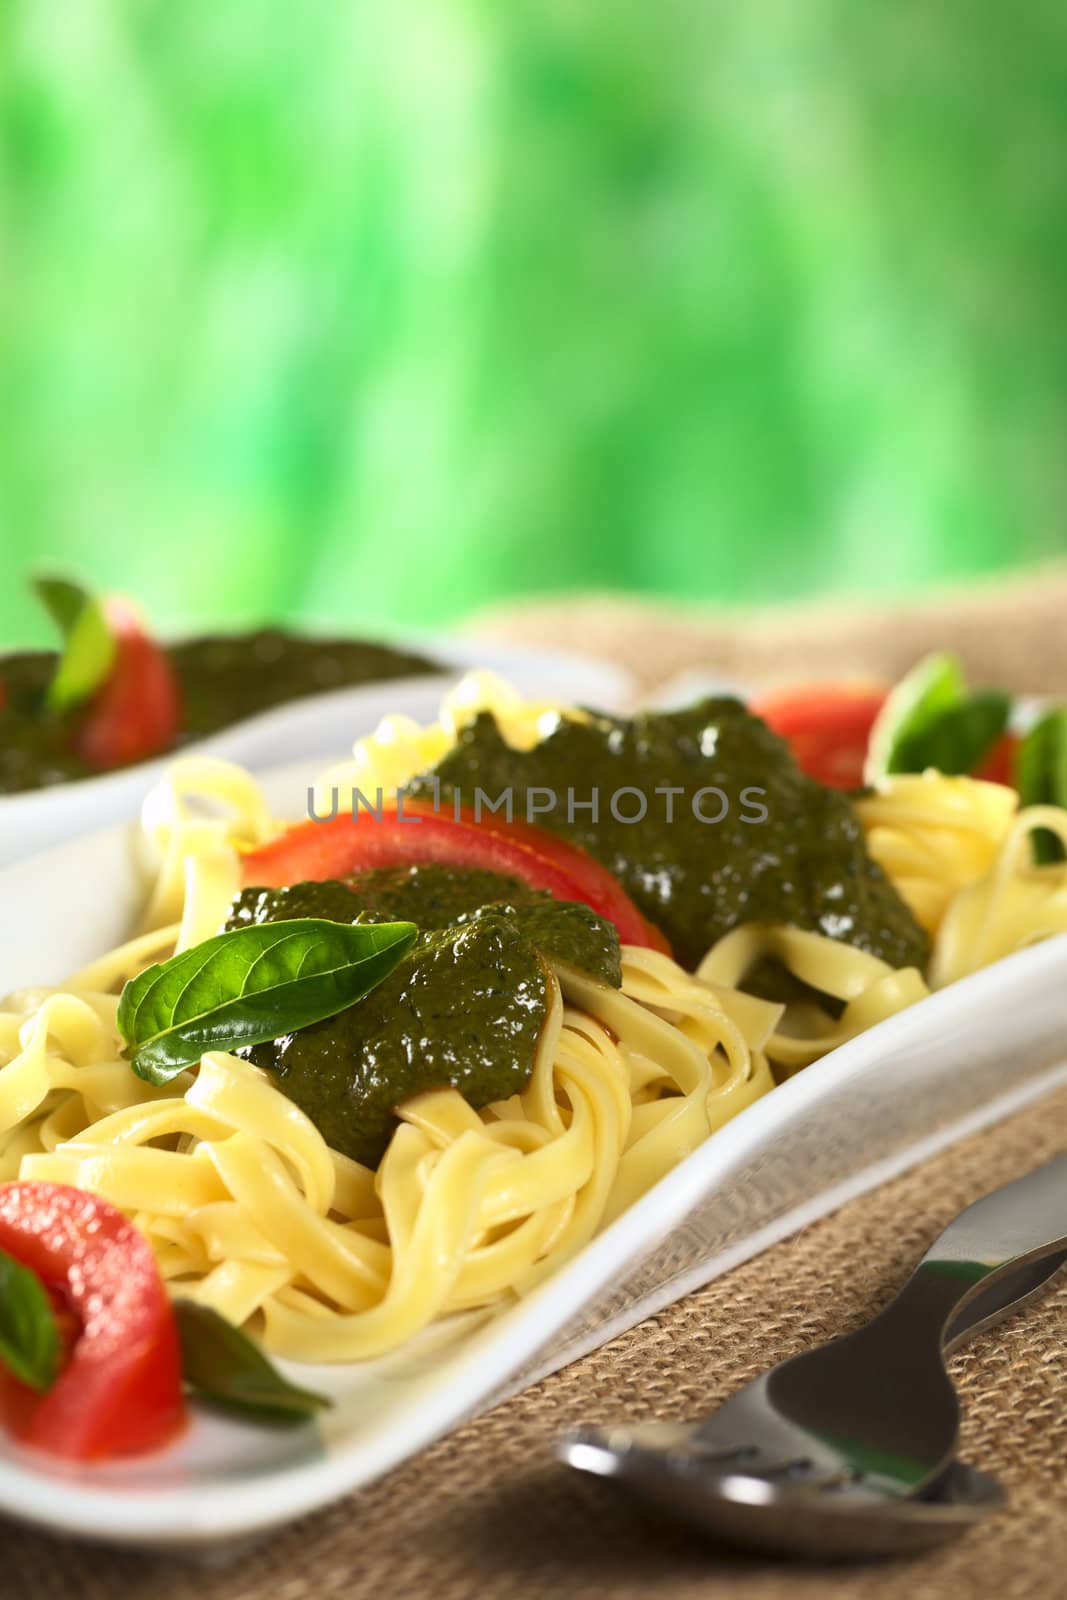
[
  {"left": 944, "top": 1245, "right": 1067, "bottom": 1350},
  {"left": 885, "top": 1150, "right": 1067, "bottom": 1348},
  {"left": 921, "top": 1149, "right": 1067, "bottom": 1272}
]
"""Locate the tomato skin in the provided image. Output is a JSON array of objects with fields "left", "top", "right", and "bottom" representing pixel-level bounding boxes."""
[
  {"left": 0, "top": 1183, "right": 184, "bottom": 1460},
  {"left": 753, "top": 681, "right": 1024, "bottom": 790},
  {"left": 751, "top": 683, "right": 888, "bottom": 789},
  {"left": 974, "top": 731, "right": 1019, "bottom": 788},
  {"left": 241, "top": 803, "right": 671, "bottom": 953},
  {"left": 72, "top": 598, "right": 182, "bottom": 771},
  {"left": 459, "top": 809, "right": 673, "bottom": 953}
]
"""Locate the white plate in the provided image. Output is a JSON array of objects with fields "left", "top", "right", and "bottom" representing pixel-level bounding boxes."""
[
  {"left": 0, "top": 636, "right": 632, "bottom": 869},
  {"left": 1, "top": 802, "right": 1067, "bottom": 1550}
]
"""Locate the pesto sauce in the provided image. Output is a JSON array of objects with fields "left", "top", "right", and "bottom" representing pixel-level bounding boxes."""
[
  {"left": 244, "top": 915, "right": 550, "bottom": 1167},
  {"left": 0, "top": 653, "right": 94, "bottom": 793},
  {"left": 226, "top": 864, "right": 621, "bottom": 1165},
  {"left": 167, "top": 630, "right": 439, "bottom": 742},
  {"left": 464, "top": 895, "right": 622, "bottom": 988},
  {"left": 229, "top": 865, "right": 622, "bottom": 988},
  {"left": 412, "top": 699, "right": 929, "bottom": 974},
  {"left": 0, "top": 629, "right": 440, "bottom": 795}
]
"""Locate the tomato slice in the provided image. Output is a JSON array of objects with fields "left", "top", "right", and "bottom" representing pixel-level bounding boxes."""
[
  {"left": 0, "top": 1183, "right": 184, "bottom": 1460},
  {"left": 974, "top": 731, "right": 1020, "bottom": 788},
  {"left": 241, "top": 803, "right": 671, "bottom": 953},
  {"left": 751, "top": 683, "right": 888, "bottom": 790},
  {"left": 72, "top": 597, "right": 182, "bottom": 771}
]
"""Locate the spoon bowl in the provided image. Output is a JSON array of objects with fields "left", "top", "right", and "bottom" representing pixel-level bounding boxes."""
[{"left": 559, "top": 1430, "right": 1003, "bottom": 1560}]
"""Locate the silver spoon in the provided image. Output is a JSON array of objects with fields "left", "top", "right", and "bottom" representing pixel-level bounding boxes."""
[
  {"left": 561, "top": 1249, "right": 1067, "bottom": 1558},
  {"left": 559, "top": 1153, "right": 1067, "bottom": 1558}
]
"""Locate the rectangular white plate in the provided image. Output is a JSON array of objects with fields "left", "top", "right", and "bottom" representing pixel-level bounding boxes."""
[
  {"left": 0, "top": 636, "right": 630, "bottom": 868},
  {"left": 1, "top": 777, "right": 1066, "bottom": 1550}
]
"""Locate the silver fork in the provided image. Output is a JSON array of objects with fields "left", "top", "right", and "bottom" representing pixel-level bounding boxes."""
[{"left": 559, "top": 1152, "right": 1067, "bottom": 1555}]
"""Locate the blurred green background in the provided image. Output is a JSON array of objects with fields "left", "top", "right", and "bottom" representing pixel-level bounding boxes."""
[{"left": 2, "top": 2, "right": 1067, "bottom": 648}]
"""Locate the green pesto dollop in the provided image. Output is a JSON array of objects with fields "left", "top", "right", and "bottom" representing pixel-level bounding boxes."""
[
  {"left": 167, "top": 629, "right": 439, "bottom": 742},
  {"left": 225, "top": 864, "right": 621, "bottom": 1165},
  {"left": 0, "top": 652, "right": 94, "bottom": 793},
  {"left": 0, "top": 628, "right": 439, "bottom": 795},
  {"left": 229, "top": 863, "right": 622, "bottom": 988},
  {"left": 243, "top": 914, "right": 549, "bottom": 1167},
  {"left": 460, "top": 895, "right": 622, "bottom": 987},
  {"left": 410, "top": 698, "right": 929, "bottom": 974}
]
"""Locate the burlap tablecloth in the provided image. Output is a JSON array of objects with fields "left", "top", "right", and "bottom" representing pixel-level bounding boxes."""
[
  {"left": 470, "top": 561, "right": 1067, "bottom": 699},
  {"left": 7, "top": 574, "right": 1067, "bottom": 1600}
]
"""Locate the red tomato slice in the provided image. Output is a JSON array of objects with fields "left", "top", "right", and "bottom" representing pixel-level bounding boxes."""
[
  {"left": 0, "top": 1183, "right": 184, "bottom": 1460},
  {"left": 751, "top": 683, "right": 888, "bottom": 789},
  {"left": 72, "top": 597, "right": 182, "bottom": 771},
  {"left": 241, "top": 803, "right": 671, "bottom": 953},
  {"left": 974, "top": 731, "right": 1019, "bottom": 788}
]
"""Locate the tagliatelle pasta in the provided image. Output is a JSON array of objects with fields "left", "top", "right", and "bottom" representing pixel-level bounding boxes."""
[
  {"left": 856, "top": 771, "right": 1067, "bottom": 985},
  {"left": 2, "top": 679, "right": 1067, "bottom": 1366},
  {"left": 856, "top": 772, "right": 1018, "bottom": 935},
  {"left": 0, "top": 952, "right": 777, "bottom": 1361},
  {"left": 928, "top": 803, "right": 1067, "bottom": 988},
  {"left": 696, "top": 926, "right": 930, "bottom": 1072},
  {"left": 312, "top": 670, "right": 580, "bottom": 814}
]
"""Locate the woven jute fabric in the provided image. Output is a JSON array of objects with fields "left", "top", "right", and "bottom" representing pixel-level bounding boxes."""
[
  {"left": 470, "top": 560, "right": 1067, "bottom": 698},
  {"left": 6, "top": 581, "right": 1067, "bottom": 1599}
]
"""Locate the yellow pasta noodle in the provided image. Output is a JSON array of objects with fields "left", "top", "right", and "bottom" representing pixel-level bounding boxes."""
[
  {"left": 696, "top": 925, "right": 929, "bottom": 1073},
  {"left": 856, "top": 771, "right": 1017, "bottom": 935},
  {"left": 312, "top": 670, "right": 579, "bottom": 815},
  {"left": 929, "top": 804, "right": 1067, "bottom": 987},
  {"left": 856, "top": 771, "right": 1067, "bottom": 986}
]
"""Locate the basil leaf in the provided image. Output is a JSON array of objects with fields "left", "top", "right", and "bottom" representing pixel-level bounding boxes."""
[
  {"left": 1017, "top": 708, "right": 1067, "bottom": 864},
  {"left": 174, "top": 1301, "right": 330, "bottom": 1426},
  {"left": 866, "top": 651, "right": 1012, "bottom": 782},
  {"left": 34, "top": 575, "right": 117, "bottom": 714},
  {"left": 0, "top": 1246, "right": 60, "bottom": 1393},
  {"left": 118, "top": 917, "right": 417, "bottom": 1085},
  {"left": 866, "top": 652, "right": 967, "bottom": 781},
  {"left": 887, "top": 691, "right": 1011, "bottom": 778}
]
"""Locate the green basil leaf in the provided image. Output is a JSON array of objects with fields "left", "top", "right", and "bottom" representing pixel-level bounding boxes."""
[
  {"left": 1016, "top": 708, "right": 1067, "bottom": 864},
  {"left": 887, "top": 690, "right": 1011, "bottom": 778},
  {"left": 34, "top": 575, "right": 117, "bottom": 714},
  {"left": 0, "top": 1246, "right": 61, "bottom": 1393},
  {"left": 867, "top": 651, "right": 1013, "bottom": 783},
  {"left": 118, "top": 917, "right": 417, "bottom": 1085},
  {"left": 174, "top": 1301, "right": 330, "bottom": 1426},
  {"left": 866, "top": 652, "right": 967, "bottom": 781}
]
